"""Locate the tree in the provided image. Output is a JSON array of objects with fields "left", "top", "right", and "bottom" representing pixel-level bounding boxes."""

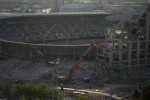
[
  {"left": 35, "top": 98, "right": 40, "bottom": 100},
  {"left": 142, "top": 82, "right": 150, "bottom": 100},
  {"left": 4, "top": 80, "right": 14, "bottom": 98},
  {"left": 19, "top": 95, "right": 26, "bottom": 100},
  {"left": 15, "top": 83, "right": 36, "bottom": 100},
  {"left": 36, "top": 83, "right": 48, "bottom": 99},
  {"left": 15, "top": 83, "right": 61, "bottom": 100},
  {"left": 133, "top": 89, "right": 140, "bottom": 98},
  {"left": 0, "top": 91, "right": 3, "bottom": 98},
  {"left": 30, "top": 9, "right": 38, "bottom": 13},
  {"left": 74, "top": 97, "right": 89, "bottom": 100},
  {"left": 0, "top": 83, "right": 4, "bottom": 98}
]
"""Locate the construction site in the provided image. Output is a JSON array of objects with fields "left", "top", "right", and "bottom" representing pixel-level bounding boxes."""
[{"left": 0, "top": 5, "right": 150, "bottom": 100}]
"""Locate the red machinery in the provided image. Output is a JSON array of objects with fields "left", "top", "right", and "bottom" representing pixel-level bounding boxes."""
[{"left": 58, "top": 40, "right": 108, "bottom": 81}]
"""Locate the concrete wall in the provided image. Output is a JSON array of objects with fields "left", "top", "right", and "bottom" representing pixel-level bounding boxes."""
[{"left": 0, "top": 39, "right": 98, "bottom": 61}]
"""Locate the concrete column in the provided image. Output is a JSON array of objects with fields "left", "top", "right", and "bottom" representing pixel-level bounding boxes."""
[
  {"left": 145, "top": 12, "right": 150, "bottom": 67},
  {"left": 128, "top": 41, "right": 132, "bottom": 67},
  {"left": 146, "top": 12, "right": 150, "bottom": 42},
  {"left": 119, "top": 41, "right": 122, "bottom": 68},
  {"left": 23, "top": 44, "right": 25, "bottom": 59},
  {"left": 0, "top": 41, "right": 1, "bottom": 56},
  {"left": 73, "top": 46, "right": 75, "bottom": 60},
  {"left": 58, "top": 46, "right": 60, "bottom": 58},
  {"left": 51, "top": 46, "right": 53, "bottom": 60},
  {"left": 137, "top": 41, "right": 140, "bottom": 68},
  {"left": 109, "top": 52, "right": 113, "bottom": 68}
]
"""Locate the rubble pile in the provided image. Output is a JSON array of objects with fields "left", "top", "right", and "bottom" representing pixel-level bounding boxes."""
[
  {"left": 0, "top": 59, "right": 33, "bottom": 73},
  {"left": 0, "top": 59, "right": 149, "bottom": 87},
  {"left": 0, "top": 59, "right": 51, "bottom": 80}
]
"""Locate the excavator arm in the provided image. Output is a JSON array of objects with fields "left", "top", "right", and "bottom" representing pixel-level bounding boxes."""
[
  {"left": 66, "top": 57, "right": 84, "bottom": 80},
  {"left": 65, "top": 40, "right": 108, "bottom": 80}
]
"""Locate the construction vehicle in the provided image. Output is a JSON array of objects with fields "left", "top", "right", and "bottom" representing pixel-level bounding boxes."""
[{"left": 58, "top": 40, "right": 108, "bottom": 81}]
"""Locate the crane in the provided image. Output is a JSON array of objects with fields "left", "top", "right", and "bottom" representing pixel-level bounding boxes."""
[{"left": 58, "top": 40, "right": 108, "bottom": 81}]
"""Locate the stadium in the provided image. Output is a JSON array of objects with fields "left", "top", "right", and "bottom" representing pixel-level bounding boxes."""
[
  {"left": 0, "top": 7, "right": 150, "bottom": 99},
  {"left": 0, "top": 12, "right": 118, "bottom": 61}
]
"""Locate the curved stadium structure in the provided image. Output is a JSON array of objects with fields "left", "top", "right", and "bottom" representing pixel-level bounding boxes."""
[{"left": 0, "top": 13, "right": 118, "bottom": 61}]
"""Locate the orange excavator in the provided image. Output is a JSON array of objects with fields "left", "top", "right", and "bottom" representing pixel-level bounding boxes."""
[{"left": 58, "top": 40, "right": 108, "bottom": 81}]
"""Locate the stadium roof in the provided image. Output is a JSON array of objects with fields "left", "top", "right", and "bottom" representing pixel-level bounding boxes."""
[{"left": 0, "top": 11, "right": 111, "bottom": 19}]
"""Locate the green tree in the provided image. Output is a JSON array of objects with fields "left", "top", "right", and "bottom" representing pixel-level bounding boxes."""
[
  {"left": 133, "top": 89, "right": 140, "bottom": 98},
  {"left": 19, "top": 95, "right": 26, "bottom": 100},
  {"left": 35, "top": 98, "right": 40, "bottom": 100},
  {"left": 15, "top": 83, "right": 37, "bottom": 100},
  {"left": 0, "top": 83, "right": 4, "bottom": 98},
  {"left": 37, "top": 83, "right": 48, "bottom": 99},
  {"left": 0, "top": 91, "right": 3, "bottom": 98},
  {"left": 142, "top": 82, "right": 150, "bottom": 100},
  {"left": 4, "top": 80, "right": 14, "bottom": 98},
  {"left": 30, "top": 9, "right": 38, "bottom": 13},
  {"left": 23, "top": 83, "right": 35, "bottom": 100},
  {"left": 74, "top": 97, "right": 89, "bottom": 100},
  {"left": 15, "top": 83, "right": 61, "bottom": 100}
]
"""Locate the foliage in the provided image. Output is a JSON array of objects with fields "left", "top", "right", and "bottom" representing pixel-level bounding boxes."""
[
  {"left": 0, "top": 91, "right": 3, "bottom": 98},
  {"left": 35, "top": 98, "right": 40, "bottom": 100},
  {"left": 0, "top": 83, "right": 4, "bottom": 98},
  {"left": 30, "top": 9, "right": 38, "bottom": 13},
  {"left": 0, "top": 81, "right": 61, "bottom": 100},
  {"left": 128, "top": 97, "right": 142, "bottom": 100},
  {"left": 74, "top": 96, "right": 89, "bottom": 100},
  {"left": 15, "top": 83, "right": 61, "bottom": 100},
  {"left": 142, "top": 82, "right": 150, "bottom": 100},
  {"left": 2, "top": 80, "right": 14, "bottom": 98},
  {"left": 133, "top": 89, "right": 140, "bottom": 98},
  {"left": 19, "top": 95, "right": 26, "bottom": 100},
  {"left": 128, "top": 82, "right": 150, "bottom": 100}
]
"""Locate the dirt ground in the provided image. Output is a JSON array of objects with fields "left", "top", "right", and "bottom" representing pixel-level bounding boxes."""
[{"left": 0, "top": 58, "right": 149, "bottom": 98}]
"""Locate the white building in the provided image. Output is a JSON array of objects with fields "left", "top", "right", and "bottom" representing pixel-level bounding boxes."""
[
  {"left": 60, "top": 3, "right": 96, "bottom": 12},
  {"left": 51, "top": 0, "right": 64, "bottom": 12}
]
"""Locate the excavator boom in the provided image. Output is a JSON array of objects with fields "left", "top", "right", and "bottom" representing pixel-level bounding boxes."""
[
  {"left": 63, "top": 40, "right": 108, "bottom": 80},
  {"left": 66, "top": 57, "right": 84, "bottom": 80}
]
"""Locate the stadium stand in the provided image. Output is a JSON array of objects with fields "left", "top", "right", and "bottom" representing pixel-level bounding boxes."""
[
  {"left": 0, "top": 14, "right": 118, "bottom": 42},
  {"left": 105, "top": 14, "right": 133, "bottom": 22}
]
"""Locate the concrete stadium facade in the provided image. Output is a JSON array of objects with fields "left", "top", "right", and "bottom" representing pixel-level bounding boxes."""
[
  {"left": 0, "top": 39, "right": 98, "bottom": 61},
  {"left": 0, "top": 13, "right": 113, "bottom": 61}
]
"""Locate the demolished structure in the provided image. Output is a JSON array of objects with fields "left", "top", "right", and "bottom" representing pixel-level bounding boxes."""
[{"left": 99, "top": 7, "right": 150, "bottom": 70}]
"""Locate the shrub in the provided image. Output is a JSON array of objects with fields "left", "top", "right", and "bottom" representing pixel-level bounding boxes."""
[
  {"left": 19, "top": 95, "right": 26, "bottom": 100},
  {"left": 133, "top": 89, "right": 140, "bottom": 98},
  {"left": 142, "top": 82, "right": 150, "bottom": 100},
  {"left": 15, "top": 83, "right": 61, "bottom": 100},
  {"left": 74, "top": 96, "right": 89, "bottom": 100}
]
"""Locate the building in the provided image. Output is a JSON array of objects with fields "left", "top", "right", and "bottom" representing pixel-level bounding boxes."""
[
  {"left": 51, "top": 0, "right": 64, "bottom": 12},
  {"left": 98, "top": 6, "right": 150, "bottom": 70},
  {"left": 101, "top": 0, "right": 148, "bottom": 4},
  {"left": 60, "top": 3, "right": 96, "bottom": 12},
  {"left": 51, "top": 0, "right": 98, "bottom": 12}
]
